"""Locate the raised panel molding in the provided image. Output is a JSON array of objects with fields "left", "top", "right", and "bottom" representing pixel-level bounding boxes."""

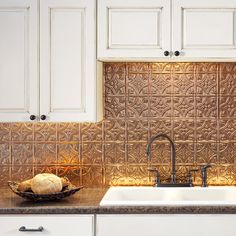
[
  {"left": 50, "top": 8, "right": 85, "bottom": 112},
  {"left": 0, "top": 8, "right": 29, "bottom": 112},
  {"left": 182, "top": 8, "right": 236, "bottom": 49},
  {"left": 108, "top": 8, "right": 162, "bottom": 49}
]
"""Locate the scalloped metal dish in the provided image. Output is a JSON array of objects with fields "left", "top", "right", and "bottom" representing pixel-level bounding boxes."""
[{"left": 8, "top": 181, "right": 83, "bottom": 201}]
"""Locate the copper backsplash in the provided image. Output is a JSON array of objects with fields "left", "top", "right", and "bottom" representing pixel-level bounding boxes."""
[{"left": 1, "top": 62, "right": 236, "bottom": 187}]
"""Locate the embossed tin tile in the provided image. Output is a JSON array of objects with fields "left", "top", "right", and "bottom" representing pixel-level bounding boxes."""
[
  {"left": 149, "top": 74, "right": 172, "bottom": 96},
  {"left": 196, "top": 143, "right": 218, "bottom": 164},
  {"left": 34, "top": 143, "right": 57, "bottom": 165},
  {"left": 172, "top": 63, "right": 195, "bottom": 74},
  {"left": 34, "top": 123, "right": 57, "bottom": 141},
  {"left": 220, "top": 63, "right": 236, "bottom": 73},
  {"left": 104, "top": 143, "right": 126, "bottom": 164},
  {"left": 104, "top": 165, "right": 127, "bottom": 186},
  {"left": 149, "top": 142, "right": 171, "bottom": 164},
  {"left": 175, "top": 142, "right": 194, "bottom": 164},
  {"left": 218, "top": 165, "right": 236, "bottom": 185},
  {"left": 127, "top": 63, "right": 150, "bottom": 74},
  {"left": 11, "top": 165, "right": 34, "bottom": 182},
  {"left": 173, "top": 119, "right": 195, "bottom": 142},
  {"left": 149, "top": 118, "right": 172, "bottom": 138},
  {"left": 196, "top": 96, "right": 217, "bottom": 118},
  {"left": 57, "top": 144, "right": 79, "bottom": 164},
  {"left": 127, "top": 143, "right": 147, "bottom": 164},
  {"left": 127, "top": 73, "right": 149, "bottom": 96},
  {"left": 0, "top": 166, "right": 10, "bottom": 186},
  {"left": 105, "top": 96, "right": 126, "bottom": 118},
  {"left": 11, "top": 123, "right": 34, "bottom": 141},
  {"left": 149, "top": 96, "right": 172, "bottom": 117},
  {"left": 57, "top": 123, "right": 80, "bottom": 142},
  {"left": 104, "top": 62, "right": 126, "bottom": 75},
  {"left": 81, "top": 165, "right": 103, "bottom": 187},
  {"left": 125, "top": 165, "right": 150, "bottom": 186},
  {"left": 0, "top": 143, "right": 10, "bottom": 165},
  {"left": 126, "top": 96, "right": 149, "bottom": 118},
  {"left": 220, "top": 73, "right": 236, "bottom": 95},
  {"left": 151, "top": 63, "right": 171, "bottom": 74},
  {"left": 196, "top": 119, "right": 217, "bottom": 142},
  {"left": 196, "top": 74, "right": 217, "bottom": 95},
  {"left": 219, "top": 96, "right": 236, "bottom": 117},
  {"left": 104, "top": 71, "right": 126, "bottom": 96},
  {"left": 196, "top": 63, "right": 218, "bottom": 74},
  {"left": 173, "top": 97, "right": 195, "bottom": 118},
  {"left": 104, "top": 119, "right": 126, "bottom": 142},
  {"left": 81, "top": 143, "right": 103, "bottom": 165},
  {"left": 12, "top": 143, "right": 34, "bottom": 165},
  {"left": 127, "top": 119, "right": 148, "bottom": 142},
  {"left": 219, "top": 119, "right": 236, "bottom": 141},
  {"left": 81, "top": 122, "right": 103, "bottom": 142},
  {"left": 0, "top": 123, "right": 10, "bottom": 142},
  {"left": 219, "top": 142, "right": 236, "bottom": 164},
  {"left": 173, "top": 74, "right": 194, "bottom": 95}
]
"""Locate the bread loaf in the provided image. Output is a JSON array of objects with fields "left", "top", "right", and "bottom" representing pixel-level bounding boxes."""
[
  {"left": 17, "top": 179, "right": 32, "bottom": 192},
  {"left": 61, "top": 177, "right": 70, "bottom": 187},
  {"left": 31, "top": 173, "right": 62, "bottom": 194}
]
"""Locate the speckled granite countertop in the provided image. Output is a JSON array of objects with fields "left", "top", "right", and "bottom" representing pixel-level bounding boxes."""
[{"left": 1, "top": 187, "right": 236, "bottom": 214}]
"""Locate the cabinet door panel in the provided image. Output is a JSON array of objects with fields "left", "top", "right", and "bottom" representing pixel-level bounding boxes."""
[
  {"left": 97, "top": 214, "right": 236, "bottom": 236},
  {"left": 40, "top": 0, "right": 98, "bottom": 122},
  {"left": 0, "top": 0, "right": 38, "bottom": 122},
  {"left": 173, "top": 0, "right": 236, "bottom": 58},
  {"left": 98, "top": 0, "right": 171, "bottom": 59},
  {"left": 0, "top": 215, "right": 93, "bottom": 236}
]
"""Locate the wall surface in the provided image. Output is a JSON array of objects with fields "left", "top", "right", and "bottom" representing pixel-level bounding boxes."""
[{"left": 0, "top": 62, "right": 236, "bottom": 187}]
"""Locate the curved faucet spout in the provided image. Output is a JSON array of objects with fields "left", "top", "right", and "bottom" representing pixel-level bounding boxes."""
[{"left": 146, "top": 133, "right": 176, "bottom": 184}]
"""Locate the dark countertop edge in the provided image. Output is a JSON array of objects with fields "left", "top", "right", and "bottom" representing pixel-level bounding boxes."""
[
  {"left": 2, "top": 187, "right": 236, "bottom": 214},
  {"left": 2, "top": 205, "right": 236, "bottom": 214}
]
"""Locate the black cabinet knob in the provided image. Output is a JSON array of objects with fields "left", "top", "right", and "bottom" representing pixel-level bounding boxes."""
[
  {"left": 40, "top": 115, "right": 46, "bottom": 120},
  {"left": 30, "top": 115, "right": 36, "bottom": 121},
  {"left": 164, "top": 51, "right": 170, "bottom": 56},
  {"left": 174, "top": 51, "right": 180, "bottom": 56}
]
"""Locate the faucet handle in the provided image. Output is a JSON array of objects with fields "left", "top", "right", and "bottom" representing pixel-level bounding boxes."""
[
  {"left": 201, "top": 164, "right": 212, "bottom": 187},
  {"left": 187, "top": 168, "right": 199, "bottom": 186},
  {"left": 147, "top": 167, "right": 161, "bottom": 187}
]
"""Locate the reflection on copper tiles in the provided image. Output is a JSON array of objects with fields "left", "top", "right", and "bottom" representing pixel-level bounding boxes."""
[{"left": 1, "top": 63, "right": 236, "bottom": 186}]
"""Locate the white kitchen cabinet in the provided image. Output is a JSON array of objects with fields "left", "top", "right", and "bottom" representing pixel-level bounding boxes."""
[
  {"left": 173, "top": 0, "right": 236, "bottom": 59},
  {"left": 97, "top": 214, "right": 236, "bottom": 236},
  {"left": 40, "top": 0, "right": 102, "bottom": 122},
  {"left": 0, "top": 215, "right": 94, "bottom": 236},
  {"left": 0, "top": 0, "right": 38, "bottom": 122},
  {"left": 0, "top": 0, "right": 103, "bottom": 122},
  {"left": 98, "top": 0, "right": 236, "bottom": 60},
  {"left": 98, "top": 0, "right": 171, "bottom": 59}
]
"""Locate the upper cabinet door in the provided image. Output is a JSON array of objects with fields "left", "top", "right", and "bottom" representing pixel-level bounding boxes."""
[
  {"left": 173, "top": 0, "right": 236, "bottom": 58},
  {"left": 40, "top": 0, "right": 100, "bottom": 122},
  {"left": 0, "top": 0, "right": 38, "bottom": 122},
  {"left": 98, "top": 0, "right": 171, "bottom": 59}
]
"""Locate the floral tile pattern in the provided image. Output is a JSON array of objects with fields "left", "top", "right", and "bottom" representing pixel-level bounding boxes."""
[{"left": 0, "top": 62, "right": 236, "bottom": 186}]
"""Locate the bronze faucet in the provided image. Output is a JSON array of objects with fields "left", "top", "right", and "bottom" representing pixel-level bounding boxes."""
[{"left": 147, "top": 133, "right": 177, "bottom": 184}]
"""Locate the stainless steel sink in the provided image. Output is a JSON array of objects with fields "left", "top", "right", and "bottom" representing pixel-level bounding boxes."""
[{"left": 100, "top": 186, "right": 236, "bottom": 206}]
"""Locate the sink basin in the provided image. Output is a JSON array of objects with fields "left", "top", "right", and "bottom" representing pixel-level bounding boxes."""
[{"left": 100, "top": 186, "right": 236, "bottom": 206}]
